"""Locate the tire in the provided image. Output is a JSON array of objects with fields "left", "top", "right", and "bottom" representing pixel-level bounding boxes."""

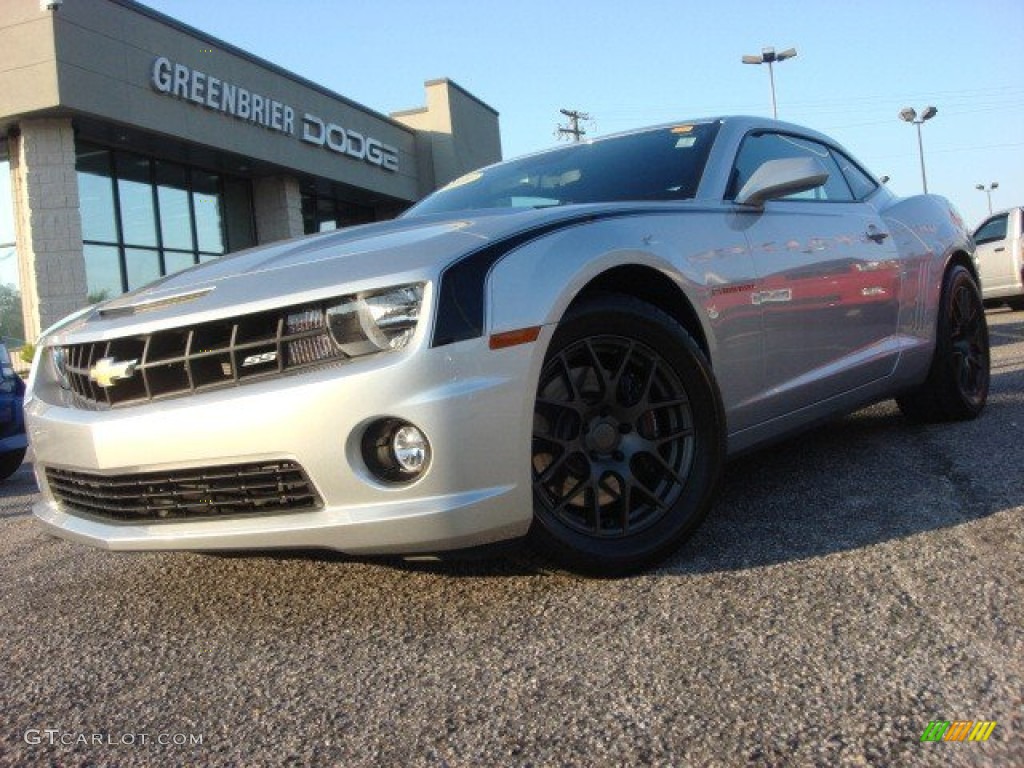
[
  {"left": 528, "top": 294, "right": 725, "bottom": 575},
  {"left": 897, "top": 265, "right": 990, "bottom": 422},
  {"left": 1007, "top": 296, "right": 1024, "bottom": 312},
  {"left": 0, "top": 448, "right": 25, "bottom": 481}
]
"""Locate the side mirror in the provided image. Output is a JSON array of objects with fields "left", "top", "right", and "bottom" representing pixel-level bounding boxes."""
[{"left": 734, "top": 156, "right": 829, "bottom": 207}]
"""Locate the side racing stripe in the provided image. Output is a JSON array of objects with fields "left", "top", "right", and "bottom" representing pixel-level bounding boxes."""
[{"left": 430, "top": 208, "right": 682, "bottom": 348}]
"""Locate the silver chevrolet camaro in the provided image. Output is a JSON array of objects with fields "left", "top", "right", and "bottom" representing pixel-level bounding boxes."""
[{"left": 26, "top": 116, "right": 989, "bottom": 574}]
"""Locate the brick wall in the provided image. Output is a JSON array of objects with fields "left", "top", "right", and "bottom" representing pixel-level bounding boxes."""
[{"left": 11, "top": 118, "right": 88, "bottom": 342}]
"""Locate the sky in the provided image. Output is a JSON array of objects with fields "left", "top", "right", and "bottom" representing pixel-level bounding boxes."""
[{"left": 141, "top": 0, "right": 1024, "bottom": 228}]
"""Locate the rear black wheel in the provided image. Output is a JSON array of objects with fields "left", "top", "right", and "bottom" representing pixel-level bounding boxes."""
[
  {"left": 529, "top": 294, "right": 724, "bottom": 575},
  {"left": 897, "top": 265, "right": 989, "bottom": 422}
]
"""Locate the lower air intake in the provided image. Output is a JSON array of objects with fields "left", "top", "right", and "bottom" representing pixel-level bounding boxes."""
[{"left": 45, "top": 461, "right": 321, "bottom": 523}]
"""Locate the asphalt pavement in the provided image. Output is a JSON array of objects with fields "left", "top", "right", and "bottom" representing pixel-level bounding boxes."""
[{"left": 1, "top": 309, "right": 1021, "bottom": 767}]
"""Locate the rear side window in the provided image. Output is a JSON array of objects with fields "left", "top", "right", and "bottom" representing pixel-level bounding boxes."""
[
  {"left": 832, "top": 150, "right": 879, "bottom": 201},
  {"left": 974, "top": 214, "right": 1008, "bottom": 245},
  {"left": 727, "top": 132, "right": 854, "bottom": 202}
]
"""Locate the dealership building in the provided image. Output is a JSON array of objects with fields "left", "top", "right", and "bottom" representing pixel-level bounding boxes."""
[{"left": 0, "top": 0, "right": 501, "bottom": 346}]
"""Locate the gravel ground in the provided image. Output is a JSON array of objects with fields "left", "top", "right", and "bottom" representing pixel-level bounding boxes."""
[{"left": 1, "top": 309, "right": 1021, "bottom": 768}]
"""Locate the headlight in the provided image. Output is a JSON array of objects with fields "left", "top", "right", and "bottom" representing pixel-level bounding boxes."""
[
  {"left": 284, "top": 283, "right": 424, "bottom": 366},
  {"left": 50, "top": 346, "right": 71, "bottom": 390},
  {"left": 326, "top": 283, "right": 423, "bottom": 357}
]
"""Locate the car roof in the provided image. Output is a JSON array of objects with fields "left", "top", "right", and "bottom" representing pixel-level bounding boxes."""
[
  {"left": 463, "top": 115, "right": 848, "bottom": 177},
  {"left": 976, "top": 206, "right": 1023, "bottom": 226}
]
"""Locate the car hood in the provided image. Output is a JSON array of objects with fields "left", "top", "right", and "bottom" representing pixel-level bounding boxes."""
[{"left": 46, "top": 204, "right": 641, "bottom": 342}]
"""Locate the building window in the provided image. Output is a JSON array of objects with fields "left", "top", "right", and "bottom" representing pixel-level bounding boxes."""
[
  {"left": 0, "top": 147, "right": 24, "bottom": 344},
  {"left": 75, "top": 142, "right": 254, "bottom": 302},
  {"left": 301, "top": 185, "right": 375, "bottom": 235}
]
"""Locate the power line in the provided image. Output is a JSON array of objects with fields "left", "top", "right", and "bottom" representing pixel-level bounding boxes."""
[{"left": 593, "top": 84, "right": 1024, "bottom": 125}]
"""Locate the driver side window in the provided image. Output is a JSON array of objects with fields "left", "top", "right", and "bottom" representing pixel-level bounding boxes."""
[
  {"left": 974, "top": 215, "right": 1008, "bottom": 245},
  {"left": 728, "top": 132, "right": 854, "bottom": 202}
]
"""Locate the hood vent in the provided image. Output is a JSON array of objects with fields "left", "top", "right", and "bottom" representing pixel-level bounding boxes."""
[{"left": 98, "top": 287, "right": 215, "bottom": 318}]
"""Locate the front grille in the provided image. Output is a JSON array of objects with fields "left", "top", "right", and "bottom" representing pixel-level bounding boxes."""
[
  {"left": 46, "top": 460, "right": 322, "bottom": 523},
  {"left": 57, "top": 300, "right": 346, "bottom": 408}
]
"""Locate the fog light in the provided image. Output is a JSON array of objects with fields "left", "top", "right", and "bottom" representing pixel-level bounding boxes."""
[
  {"left": 362, "top": 418, "right": 431, "bottom": 483},
  {"left": 392, "top": 424, "right": 429, "bottom": 473}
]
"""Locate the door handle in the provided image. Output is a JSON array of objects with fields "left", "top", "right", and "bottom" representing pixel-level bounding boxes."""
[
  {"left": 994, "top": 246, "right": 1005, "bottom": 252},
  {"left": 865, "top": 226, "right": 889, "bottom": 244}
]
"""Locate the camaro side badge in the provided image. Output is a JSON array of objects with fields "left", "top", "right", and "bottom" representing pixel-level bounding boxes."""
[{"left": 89, "top": 357, "right": 138, "bottom": 388}]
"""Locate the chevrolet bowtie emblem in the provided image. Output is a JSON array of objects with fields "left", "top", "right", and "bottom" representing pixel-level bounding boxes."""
[{"left": 89, "top": 357, "right": 138, "bottom": 388}]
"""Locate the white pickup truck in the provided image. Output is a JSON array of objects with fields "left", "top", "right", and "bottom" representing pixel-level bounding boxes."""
[{"left": 974, "top": 206, "right": 1024, "bottom": 309}]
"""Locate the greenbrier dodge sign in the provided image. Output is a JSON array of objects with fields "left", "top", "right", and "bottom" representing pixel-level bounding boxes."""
[{"left": 150, "top": 56, "right": 400, "bottom": 172}]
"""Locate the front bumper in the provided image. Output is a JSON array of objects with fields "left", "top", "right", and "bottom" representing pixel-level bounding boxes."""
[{"left": 27, "top": 334, "right": 546, "bottom": 555}]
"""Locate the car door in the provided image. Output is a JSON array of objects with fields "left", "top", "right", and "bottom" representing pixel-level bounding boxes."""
[
  {"left": 727, "top": 131, "right": 901, "bottom": 422},
  {"left": 973, "top": 212, "right": 1012, "bottom": 296}
]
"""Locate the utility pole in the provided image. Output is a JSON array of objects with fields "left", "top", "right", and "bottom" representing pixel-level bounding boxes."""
[{"left": 556, "top": 108, "right": 591, "bottom": 142}]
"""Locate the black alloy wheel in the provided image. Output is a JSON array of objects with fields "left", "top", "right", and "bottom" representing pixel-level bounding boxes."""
[
  {"left": 529, "top": 294, "right": 724, "bottom": 575},
  {"left": 898, "top": 265, "right": 990, "bottom": 422},
  {"left": 948, "top": 275, "right": 989, "bottom": 403}
]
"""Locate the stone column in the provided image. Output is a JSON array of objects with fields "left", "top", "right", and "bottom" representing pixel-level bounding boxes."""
[
  {"left": 252, "top": 175, "right": 304, "bottom": 244},
  {"left": 10, "top": 118, "right": 88, "bottom": 343}
]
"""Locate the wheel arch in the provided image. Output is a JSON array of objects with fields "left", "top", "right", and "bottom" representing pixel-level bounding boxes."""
[
  {"left": 946, "top": 248, "right": 980, "bottom": 285},
  {"left": 566, "top": 265, "right": 712, "bottom": 364}
]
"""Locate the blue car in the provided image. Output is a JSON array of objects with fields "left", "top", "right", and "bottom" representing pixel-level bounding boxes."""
[{"left": 0, "top": 344, "right": 26, "bottom": 480}]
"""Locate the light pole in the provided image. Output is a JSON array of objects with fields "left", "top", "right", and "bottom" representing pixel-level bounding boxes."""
[
  {"left": 975, "top": 182, "right": 998, "bottom": 215},
  {"left": 742, "top": 46, "right": 797, "bottom": 119},
  {"left": 899, "top": 106, "right": 937, "bottom": 193}
]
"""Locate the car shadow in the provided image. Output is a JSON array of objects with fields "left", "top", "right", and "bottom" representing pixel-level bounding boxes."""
[
  {"left": 10, "top": 368, "right": 1021, "bottom": 579},
  {"left": 661, "top": 412, "right": 1008, "bottom": 576},
  {"left": 395, "top": 372, "right": 1022, "bottom": 578}
]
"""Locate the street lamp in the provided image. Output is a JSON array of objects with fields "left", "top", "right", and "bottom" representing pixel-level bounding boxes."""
[
  {"left": 975, "top": 182, "right": 999, "bottom": 215},
  {"left": 899, "top": 106, "right": 938, "bottom": 194},
  {"left": 742, "top": 46, "right": 797, "bottom": 119}
]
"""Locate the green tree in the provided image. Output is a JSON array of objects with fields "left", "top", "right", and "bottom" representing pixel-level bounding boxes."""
[{"left": 0, "top": 283, "right": 24, "bottom": 344}]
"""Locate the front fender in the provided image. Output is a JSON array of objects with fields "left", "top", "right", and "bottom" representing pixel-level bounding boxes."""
[{"left": 486, "top": 210, "right": 754, "bottom": 364}]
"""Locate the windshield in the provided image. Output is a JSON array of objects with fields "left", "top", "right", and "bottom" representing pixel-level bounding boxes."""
[{"left": 405, "top": 121, "right": 721, "bottom": 217}]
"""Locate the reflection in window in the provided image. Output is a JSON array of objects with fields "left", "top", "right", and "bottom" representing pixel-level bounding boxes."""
[
  {"left": 117, "top": 153, "right": 158, "bottom": 247},
  {"left": 833, "top": 151, "right": 879, "bottom": 201},
  {"left": 728, "top": 133, "right": 853, "bottom": 202},
  {"left": 192, "top": 172, "right": 224, "bottom": 254},
  {"left": 164, "top": 251, "right": 197, "bottom": 276},
  {"left": 83, "top": 244, "right": 121, "bottom": 302},
  {"left": 974, "top": 215, "right": 1008, "bottom": 245},
  {"left": 301, "top": 186, "right": 375, "bottom": 234},
  {"left": 124, "top": 248, "right": 162, "bottom": 291},
  {"left": 155, "top": 162, "right": 193, "bottom": 251},
  {"left": 75, "top": 143, "right": 250, "bottom": 298},
  {"left": 76, "top": 148, "right": 118, "bottom": 242}
]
